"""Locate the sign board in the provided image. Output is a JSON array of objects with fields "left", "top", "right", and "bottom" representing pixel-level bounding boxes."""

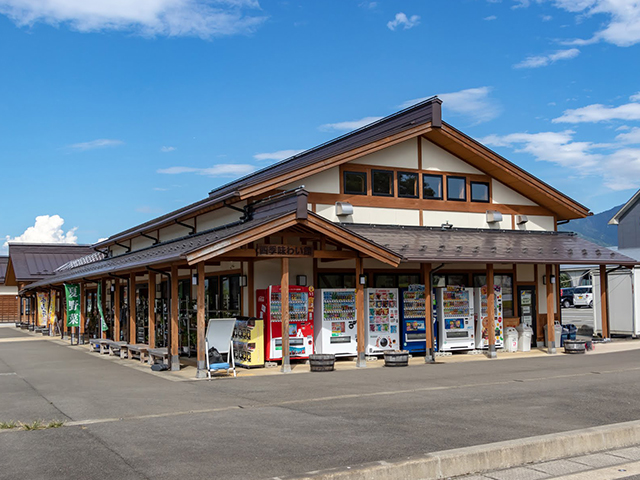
[
  {"left": 256, "top": 245, "right": 313, "bottom": 257},
  {"left": 64, "top": 283, "right": 81, "bottom": 328}
]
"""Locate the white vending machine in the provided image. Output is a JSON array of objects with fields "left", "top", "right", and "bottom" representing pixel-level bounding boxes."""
[
  {"left": 314, "top": 289, "right": 358, "bottom": 357},
  {"left": 437, "top": 286, "right": 475, "bottom": 352},
  {"left": 474, "top": 285, "right": 503, "bottom": 349},
  {"left": 365, "top": 288, "right": 400, "bottom": 354}
]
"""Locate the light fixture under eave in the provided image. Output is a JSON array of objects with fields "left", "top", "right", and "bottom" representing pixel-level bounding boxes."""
[
  {"left": 359, "top": 274, "right": 368, "bottom": 286},
  {"left": 239, "top": 275, "right": 248, "bottom": 287},
  {"left": 543, "top": 274, "right": 556, "bottom": 285},
  {"left": 296, "top": 275, "right": 307, "bottom": 287}
]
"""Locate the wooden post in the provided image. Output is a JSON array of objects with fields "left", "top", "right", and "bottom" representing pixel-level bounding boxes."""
[
  {"left": 148, "top": 272, "right": 156, "bottom": 348},
  {"left": 196, "top": 262, "right": 206, "bottom": 378},
  {"left": 79, "top": 282, "right": 86, "bottom": 344},
  {"left": 555, "top": 264, "right": 562, "bottom": 326},
  {"left": 101, "top": 279, "right": 107, "bottom": 339},
  {"left": 356, "top": 256, "right": 366, "bottom": 368},
  {"left": 600, "top": 264, "right": 610, "bottom": 339},
  {"left": 281, "top": 257, "right": 291, "bottom": 373},
  {"left": 63, "top": 293, "right": 68, "bottom": 339},
  {"left": 170, "top": 264, "right": 180, "bottom": 371},
  {"left": 113, "top": 280, "right": 121, "bottom": 342},
  {"left": 422, "top": 263, "right": 434, "bottom": 363},
  {"left": 486, "top": 264, "right": 497, "bottom": 359},
  {"left": 129, "top": 272, "right": 136, "bottom": 343},
  {"left": 546, "top": 264, "right": 556, "bottom": 354},
  {"left": 248, "top": 260, "right": 255, "bottom": 317}
]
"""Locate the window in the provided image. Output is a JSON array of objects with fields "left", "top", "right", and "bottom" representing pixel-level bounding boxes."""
[
  {"left": 318, "top": 273, "right": 356, "bottom": 289},
  {"left": 372, "top": 169, "right": 394, "bottom": 196},
  {"left": 447, "top": 176, "right": 466, "bottom": 201},
  {"left": 398, "top": 172, "right": 418, "bottom": 198},
  {"left": 473, "top": 273, "right": 514, "bottom": 317},
  {"left": 344, "top": 171, "right": 367, "bottom": 195},
  {"left": 432, "top": 273, "right": 470, "bottom": 287},
  {"left": 471, "top": 181, "right": 490, "bottom": 203},
  {"left": 373, "top": 273, "right": 421, "bottom": 288},
  {"left": 422, "top": 174, "right": 443, "bottom": 200}
]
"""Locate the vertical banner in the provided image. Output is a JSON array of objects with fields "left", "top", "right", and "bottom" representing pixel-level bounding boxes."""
[
  {"left": 48, "top": 290, "right": 57, "bottom": 326},
  {"left": 97, "top": 283, "right": 108, "bottom": 332},
  {"left": 37, "top": 292, "right": 49, "bottom": 327},
  {"left": 64, "top": 284, "right": 81, "bottom": 328}
]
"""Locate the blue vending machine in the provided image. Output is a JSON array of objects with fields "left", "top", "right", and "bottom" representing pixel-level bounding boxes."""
[{"left": 400, "top": 285, "right": 437, "bottom": 353}]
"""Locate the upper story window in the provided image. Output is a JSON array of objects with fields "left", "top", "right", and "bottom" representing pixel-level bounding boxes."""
[
  {"left": 447, "top": 176, "right": 466, "bottom": 201},
  {"left": 344, "top": 171, "right": 367, "bottom": 195},
  {"left": 423, "top": 174, "right": 443, "bottom": 200},
  {"left": 471, "top": 181, "right": 490, "bottom": 203},
  {"left": 372, "top": 169, "right": 394, "bottom": 196},
  {"left": 398, "top": 172, "right": 419, "bottom": 198}
]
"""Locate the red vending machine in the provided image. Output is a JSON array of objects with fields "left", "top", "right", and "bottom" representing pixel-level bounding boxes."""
[{"left": 256, "top": 285, "right": 315, "bottom": 362}]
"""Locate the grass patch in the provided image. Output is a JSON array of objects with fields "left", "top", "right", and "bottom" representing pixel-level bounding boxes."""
[
  {"left": 0, "top": 420, "right": 18, "bottom": 430},
  {"left": 47, "top": 420, "right": 65, "bottom": 428},
  {"left": 21, "top": 420, "right": 44, "bottom": 431},
  {"left": 0, "top": 419, "right": 66, "bottom": 431}
]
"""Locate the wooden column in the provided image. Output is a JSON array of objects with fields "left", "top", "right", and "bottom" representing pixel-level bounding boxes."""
[
  {"left": 19, "top": 297, "right": 23, "bottom": 324},
  {"left": 113, "top": 280, "right": 121, "bottom": 342},
  {"left": 423, "top": 263, "right": 435, "bottom": 363},
  {"left": 79, "top": 282, "right": 86, "bottom": 344},
  {"left": 170, "top": 264, "right": 180, "bottom": 371},
  {"left": 248, "top": 260, "right": 255, "bottom": 317},
  {"left": 196, "top": 262, "right": 206, "bottom": 378},
  {"left": 101, "top": 279, "right": 107, "bottom": 339},
  {"left": 63, "top": 294, "right": 68, "bottom": 339},
  {"left": 600, "top": 264, "right": 610, "bottom": 339},
  {"left": 555, "top": 264, "right": 562, "bottom": 326},
  {"left": 356, "top": 256, "right": 366, "bottom": 368},
  {"left": 148, "top": 272, "right": 156, "bottom": 348},
  {"left": 281, "top": 257, "right": 291, "bottom": 373},
  {"left": 129, "top": 272, "right": 136, "bottom": 343},
  {"left": 486, "top": 264, "right": 497, "bottom": 359},
  {"left": 546, "top": 264, "right": 556, "bottom": 354}
]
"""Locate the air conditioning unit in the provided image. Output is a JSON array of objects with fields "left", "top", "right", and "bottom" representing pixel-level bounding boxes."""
[
  {"left": 486, "top": 210, "right": 503, "bottom": 223},
  {"left": 335, "top": 202, "right": 354, "bottom": 216}
]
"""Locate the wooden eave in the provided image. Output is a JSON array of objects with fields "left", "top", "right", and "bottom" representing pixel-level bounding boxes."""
[{"left": 424, "top": 123, "right": 591, "bottom": 221}]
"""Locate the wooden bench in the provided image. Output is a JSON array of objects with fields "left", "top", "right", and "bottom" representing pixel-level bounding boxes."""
[
  {"left": 108, "top": 341, "right": 127, "bottom": 356},
  {"left": 99, "top": 340, "right": 113, "bottom": 354},
  {"left": 148, "top": 348, "right": 169, "bottom": 367},
  {"left": 89, "top": 338, "right": 102, "bottom": 352},
  {"left": 124, "top": 344, "right": 149, "bottom": 363}
]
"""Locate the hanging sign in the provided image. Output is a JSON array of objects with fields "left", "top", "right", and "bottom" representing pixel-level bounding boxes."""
[
  {"left": 97, "top": 283, "right": 108, "bottom": 332},
  {"left": 37, "top": 292, "right": 49, "bottom": 327},
  {"left": 48, "top": 290, "right": 57, "bottom": 326},
  {"left": 64, "top": 283, "right": 81, "bottom": 328},
  {"left": 256, "top": 245, "right": 313, "bottom": 257}
]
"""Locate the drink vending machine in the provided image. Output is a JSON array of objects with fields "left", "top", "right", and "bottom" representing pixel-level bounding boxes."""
[
  {"left": 314, "top": 289, "right": 357, "bottom": 356},
  {"left": 400, "top": 285, "right": 427, "bottom": 353},
  {"left": 232, "top": 317, "right": 265, "bottom": 368},
  {"left": 474, "top": 285, "right": 503, "bottom": 349},
  {"left": 436, "top": 286, "right": 475, "bottom": 352},
  {"left": 365, "top": 288, "right": 400, "bottom": 354},
  {"left": 256, "top": 285, "right": 314, "bottom": 362}
]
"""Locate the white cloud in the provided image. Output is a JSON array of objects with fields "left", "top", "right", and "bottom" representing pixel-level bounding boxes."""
[
  {"left": 553, "top": 101, "right": 640, "bottom": 123},
  {"left": 631, "top": 92, "right": 640, "bottom": 102},
  {"left": 0, "top": 0, "right": 265, "bottom": 39},
  {"left": 157, "top": 163, "right": 256, "bottom": 177},
  {"left": 253, "top": 149, "right": 304, "bottom": 161},
  {"left": 514, "top": 48, "right": 580, "bottom": 68},
  {"left": 67, "top": 138, "right": 123, "bottom": 151},
  {"left": 484, "top": 15, "right": 497, "bottom": 20},
  {"left": 616, "top": 127, "right": 640, "bottom": 144},
  {"left": 319, "top": 116, "right": 383, "bottom": 132},
  {"left": 161, "top": 146, "right": 176, "bottom": 152},
  {"left": 387, "top": 12, "right": 420, "bottom": 31},
  {"left": 541, "top": 14, "right": 553, "bottom": 21},
  {"left": 4, "top": 215, "right": 78, "bottom": 249},
  {"left": 359, "top": 2, "right": 377, "bottom": 9},
  {"left": 401, "top": 87, "right": 501, "bottom": 125}
]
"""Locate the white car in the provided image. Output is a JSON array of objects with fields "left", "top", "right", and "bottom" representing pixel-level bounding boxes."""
[{"left": 573, "top": 286, "right": 593, "bottom": 308}]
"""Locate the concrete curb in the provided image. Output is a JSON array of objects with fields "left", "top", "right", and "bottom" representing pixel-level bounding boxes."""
[{"left": 282, "top": 420, "right": 640, "bottom": 480}]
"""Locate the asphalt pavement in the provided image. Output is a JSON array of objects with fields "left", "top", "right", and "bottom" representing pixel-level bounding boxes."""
[{"left": 2, "top": 326, "right": 640, "bottom": 480}]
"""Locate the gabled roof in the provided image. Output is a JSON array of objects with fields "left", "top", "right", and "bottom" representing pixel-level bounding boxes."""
[
  {"left": 609, "top": 189, "right": 640, "bottom": 225},
  {"left": 0, "top": 256, "right": 8, "bottom": 284},
  {"left": 5, "top": 244, "right": 95, "bottom": 286}
]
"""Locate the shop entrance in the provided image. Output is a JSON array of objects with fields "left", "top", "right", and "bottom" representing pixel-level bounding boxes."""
[{"left": 517, "top": 285, "right": 536, "bottom": 347}]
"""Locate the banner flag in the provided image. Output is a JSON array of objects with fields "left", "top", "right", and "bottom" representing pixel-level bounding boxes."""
[
  {"left": 49, "top": 290, "right": 57, "bottom": 326},
  {"left": 64, "top": 284, "right": 81, "bottom": 328},
  {"left": 97, "top": 283, "right": 108, "bottom": 332},
  {"left": 37, "top": 292, "right": 49, "bottom": 327}
]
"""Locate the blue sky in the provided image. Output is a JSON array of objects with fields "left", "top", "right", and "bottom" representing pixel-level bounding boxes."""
[{"left": 1, "top": 0, "right": 640, "bottom": 250}]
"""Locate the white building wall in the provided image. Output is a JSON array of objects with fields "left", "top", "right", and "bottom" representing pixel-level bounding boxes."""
[
  {"left": 422, "top": 211, "right": 512, "bottom": 230},
  {"left": 0, "top": 285, "right": 18, "bottom": 295},
  {"left": 283, "top": 169, "right": 340, "bottom": 194},
  {"left": 131, "top": 236, "right": 155, "bottom": 252},
  {"left": 492, "top": 180, "right": 537, "bottom": 206},
  {"left": 421, "top": 138, "right": 482, "bottom": 174},
  {"left": 315, "top": 204, "right": 420, "bottom": 226},
  {"left": 159, "top": 223, "right": 193, "bottom": 243},
  {"left": 197, "top": 202, "right": 246, "bottom": 232},
  {"left": 516, "top": 215, "right": 555, "bottom": 232},
  {"left": 351, "top": 139, "right": 419, "bottom": 169},
  {"left": 516, "top": 264, "right": 535, "bottom": 282}
]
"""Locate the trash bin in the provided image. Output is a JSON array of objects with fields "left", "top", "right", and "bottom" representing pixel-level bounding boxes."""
[
  {"left": 504, "top": 327, "right": 518, "bottom": 352},
  {"left": 516, "top": 324, "right": 533, "bottom": 352},
  {"left": 544, "top": 322, "right": 563, "bottom": 348},
  {"left": 561, "top": 326, "right": 569, "bottom": 347},
  {"left": 565, "top": 323, "right": 577, "bottom": 341}
]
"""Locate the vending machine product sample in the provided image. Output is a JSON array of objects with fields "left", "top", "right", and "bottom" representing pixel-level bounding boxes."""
[
  {"left": 474, "top": 285, "right": 503, "bottom": 349},
  {"left": 437, "top": 286, "right": 475, "bottom": 351},
  {"left": 232, "top": 317, "right": 265, "bottom": 368},
  {"left": 365, "top": 288, "right": 400, "bottom": 354},
  {"left": 256, "top": 285, "right": 314, "bottom": 361},
  {"left": 314, "top": 289, "right": 357, "bottom": 356},
  {"left": 400, "top": 285, "right": 427, "bottom": 353}
]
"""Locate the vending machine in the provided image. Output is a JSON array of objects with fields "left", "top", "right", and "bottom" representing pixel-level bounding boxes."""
[
  {"left": 365, "top": 288, "right": 400, "bottom": 354},
  {"left": 436, "top": 286, "right": 475, "bottom": 352},
  {"left": 256, "top": 285, "right": 314, "bottom": 362},
  {"left": 400, "top": 285, "right": 427, "bottom": 353},
  {"left": 314, "top": 289, "right": 358, "bottom": 356},
  {"left": 232, "top": 317, "right": 265, "bottom": 368},
  {"left": 474, "top": 285, "right": 504, "bottom": 349}
]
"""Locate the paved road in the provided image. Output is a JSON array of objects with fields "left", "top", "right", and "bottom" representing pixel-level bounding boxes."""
[{"left": 2, "top": 327, "right": 640, "bottom": 480}]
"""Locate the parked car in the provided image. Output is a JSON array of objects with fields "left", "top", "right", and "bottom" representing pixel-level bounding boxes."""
[
  {"left": 573, "top": 286, "right": 593, "bottom": 308},
  {"left": 561, "top": 287, "right": 576, "bottom": 308}
]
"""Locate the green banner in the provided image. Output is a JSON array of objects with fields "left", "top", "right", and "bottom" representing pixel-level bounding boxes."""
[
  {"left": 64, "top": 283, "right": 81, "bottom": 328},
  {"left": 97, "top": 283, "right": 108, "bottom": 332}
]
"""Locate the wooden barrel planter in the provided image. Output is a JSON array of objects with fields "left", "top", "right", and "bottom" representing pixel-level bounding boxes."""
[
  {"left": 384, "top": 350, "right": 409, "bottom": 367},
  {"left": 564, "top": 340, "right": 586, "bottom": 354},
  {"left": 309, "top": 354, "right": 335, "bottom": 372}
]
